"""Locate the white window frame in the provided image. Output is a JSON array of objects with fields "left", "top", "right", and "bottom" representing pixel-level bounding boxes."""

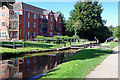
[
  {"left": 28, "top": 22, "right": 30, "bottom": 28},
  {"left": 34, "top": 14, "right": 36, "bottom": 19},
  {"left": 50, "top": 24, "right": 52, "bottom": 30},
  {"left": 0, "top": 31, "right": 6, "bottom": 39}
]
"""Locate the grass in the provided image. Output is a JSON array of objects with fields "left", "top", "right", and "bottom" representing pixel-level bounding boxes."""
[
  {"left": 101, "top": 42, "right": 118, "bottom": 48},
  {"left": 40, "top": 48, "right": 113, "bottom": 78},
  {"left": 0, "top": 41, "right": 62, "bottom": 54},
  {"left": 0, "top": 41, "right": 94, "bottom": 54}
]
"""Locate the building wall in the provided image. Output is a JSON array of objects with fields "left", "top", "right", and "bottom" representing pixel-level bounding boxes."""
[
  {"left": 0, "top": 4, "right": 64, "bottom": 40},
  {"left": 0, "top": 6, "right": 10, "bottom": 40}
]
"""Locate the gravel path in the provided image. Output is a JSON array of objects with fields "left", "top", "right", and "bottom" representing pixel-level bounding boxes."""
[{"left": 86, "top": 45, "right": 119, "bottom": 78}]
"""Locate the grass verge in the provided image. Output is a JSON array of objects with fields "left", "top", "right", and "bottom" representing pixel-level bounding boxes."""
[
  {"left": 101, "top": 42, "right": 118, "bottom": 48},
  {"left": 40, "top": 48, "right": 113, "bottom": 78},
  {"left": 0, "top": 41, "right": 62, "bottom": 54}
]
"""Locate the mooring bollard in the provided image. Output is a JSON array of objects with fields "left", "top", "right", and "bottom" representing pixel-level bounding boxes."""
[
  {"left": 13, "top": 41, "right": 15, "bottom": 49},
  {"left": 23, "top": 41, "right": 24, "bottom": 48},
  {"left": 69, "top": 42, "right": 71, "bottom": 46},
  {"left": 90, "top": 43, "right": 92, "bottom": 48},
  {"left": 64, "top": 41, "right": 66, "bottom": 47}
]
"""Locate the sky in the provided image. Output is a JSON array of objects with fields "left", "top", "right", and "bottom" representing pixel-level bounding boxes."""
[{"left": 16, "top": 0, "right": 118, "bottom": 27}]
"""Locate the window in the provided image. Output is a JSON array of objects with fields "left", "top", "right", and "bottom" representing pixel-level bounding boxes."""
[
  {"left": 28, "top": 59, "right": 29, "bottom": 64},
  {"left": 34, "top": 32, "right": 36, "bottom": 37},
  {"left": 28, "top": 22, "right": 30, "bottom": 28},
  {"left": 59, "top": 26, "right": 61, "bottom": 30},
  {"left": 50, "top": 17, "right": 52, "bottom": 21},
  {"left": 34, "top": 23, "right": 36, "bottom": 28},
  {"left": 34, "top": 14, "right": 36, "bottom": 19},
  {"left": 0, "top": 32, "right": 6, "bottom": 38},
  {"left": 59, "top": 19, "right": 61, "bottom": 23},
  {"left": 33, "top": 58, "right": 36, "bottom": 63},
  {"left": 57, "top": 33, "right": 59, "bottom": 36},
  {"left": 50, "top": 13, "right": 52, "bottom": 15},
  {"left": 2, "top": 60, "right": 5, "bottom": 64},
  {"left": 40, "top": 15, "right": 43, "bottom": 18},
  {"left": 1, "top": 22, "right": 5, "bottom": 26},
  {"left": 34, "top": 66, "right": 36, "bottom": 72},
  {"left": 28, "top": 12, "right": 30, "bottom": 18},
  {"left": 2, "top": 69, "right": 5, "bottom": 75},
  {"left": 1, "top": 12, "right": 5, "bottom": 17},
  {"left": 15, "top": 12, "right": 18, "bottom": 19},
  {"left": 49, "top": 32, "right": 53, "bottom": 37},
  {"left": 50, "top": 24, "right": 52, "bottom": 30},
  {"left": 28, "top": 32, "right": 30, "bottom": 38}
]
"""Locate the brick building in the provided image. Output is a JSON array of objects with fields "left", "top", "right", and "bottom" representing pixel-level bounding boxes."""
[{"left": 0, "top": 2, "right": 63, "bottom": 40}]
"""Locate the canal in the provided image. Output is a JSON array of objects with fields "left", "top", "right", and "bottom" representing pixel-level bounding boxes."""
[{"left": 0, "top": 48, "right": 80, "bottom": 79}]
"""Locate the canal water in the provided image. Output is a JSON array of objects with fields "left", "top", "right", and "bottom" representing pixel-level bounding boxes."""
[{"left": 0, "top": 49, "right": 79, "bottom": 79}]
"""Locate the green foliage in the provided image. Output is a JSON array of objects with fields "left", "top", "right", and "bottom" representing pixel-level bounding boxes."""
[
  {"left": 66, "top": 0, "right": 111, "bottom": 43},
  {"left": 36, "top": 36, "right": 45, "bottom": 39},
  {"left": 113, "top": 26, "right": 120, "bottom": 38}
]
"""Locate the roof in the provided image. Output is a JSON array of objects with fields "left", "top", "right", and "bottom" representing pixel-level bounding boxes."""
[
  {"left": 43, "top": 10, "right": 52, "bottom": 15},
  {"left": 13, "top": 2, "right": 47, "bottom": 14},
  {"left": 54, "top": 13, "right": 60, "bottom": 18}
]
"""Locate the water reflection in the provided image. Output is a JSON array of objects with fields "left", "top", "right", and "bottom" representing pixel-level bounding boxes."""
[{"left": 0, "top": 50, "right": 77, "bottom": 79}]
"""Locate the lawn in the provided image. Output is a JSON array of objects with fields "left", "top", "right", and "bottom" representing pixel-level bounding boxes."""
[
  {"left": 0, "top": 41, "right": 94, "bottom": 54},
  {"left": 40, "top": 48, "right": 113, "bottom": 78},
  {"left": 0, "top": 41, "right": 62, "bottom": 54},
  {"left": 101, "top": 42, "right": 118, "bottom": 48}
]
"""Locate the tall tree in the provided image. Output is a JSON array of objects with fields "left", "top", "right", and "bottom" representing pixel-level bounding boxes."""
[
  {"left": 113, "top": 26, "right": 120, "bottom": 38},
  {"left": 66, "top": 0, "right": 111, "bottom": 43}
]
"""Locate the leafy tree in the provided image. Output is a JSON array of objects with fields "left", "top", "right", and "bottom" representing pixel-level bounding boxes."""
[
  {"left": 66, "top": 0, "right": 111, "bottom": 43},
  {"left": 113, "top": 26, "right": 120, "bottom": 38}
]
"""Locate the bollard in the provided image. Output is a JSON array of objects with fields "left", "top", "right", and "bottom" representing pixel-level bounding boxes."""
[
  {"left": 90, "top": 43, "right": 92, "bottom": 48},
  {"left": 69, "top": 42, "right": 71, "bottom": 46},
  {"left": 64, "top": 41, "right": 66, "bottom": 47},
  {"left": 13, "top": 41, "right": 15, "bottom": 49},
  {"left": 23, "top": 41, "right": 24, "bottom": 48}
]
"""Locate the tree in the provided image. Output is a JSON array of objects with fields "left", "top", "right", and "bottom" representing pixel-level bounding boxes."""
[
  {"left": 113, "top": 26, "right": 120, "bottom": 38},
  {"left": 66, "top": 0, "right": 111, "bottom": 43},
  {"left": 72, "top": 20, "right": 83, "bottom": 36}
]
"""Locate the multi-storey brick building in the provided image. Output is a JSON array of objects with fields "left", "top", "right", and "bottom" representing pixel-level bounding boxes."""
[{"left": 0, "top": 2, "right": 63, "bottom": 40}]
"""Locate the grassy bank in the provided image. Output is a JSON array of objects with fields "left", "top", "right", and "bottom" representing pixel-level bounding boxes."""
[
  {"left": 0, "top": 41, "right": 94, "bottom": 54},
  {"left": 40, "top": 49, "right": 113, "bottom": 78},
  {"left": 101, "top": 42, "right": 118, "bottom": 48},
  {"left": 0, "top": 41, "right": 62, "bottom": 54}
]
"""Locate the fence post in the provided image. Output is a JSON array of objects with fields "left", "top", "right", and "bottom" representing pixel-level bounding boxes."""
[{"left": 13, "top": 41, "right": 15, "bottom": 49}]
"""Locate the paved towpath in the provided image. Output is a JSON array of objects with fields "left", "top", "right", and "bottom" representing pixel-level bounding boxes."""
[{"left": 86, "top": 45, "right": 119, "bottom": 78}]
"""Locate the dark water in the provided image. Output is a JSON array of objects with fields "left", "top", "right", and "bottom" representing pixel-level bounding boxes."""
[{"left": 0, "top": 49, "right": 78, "bottom": 79}]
